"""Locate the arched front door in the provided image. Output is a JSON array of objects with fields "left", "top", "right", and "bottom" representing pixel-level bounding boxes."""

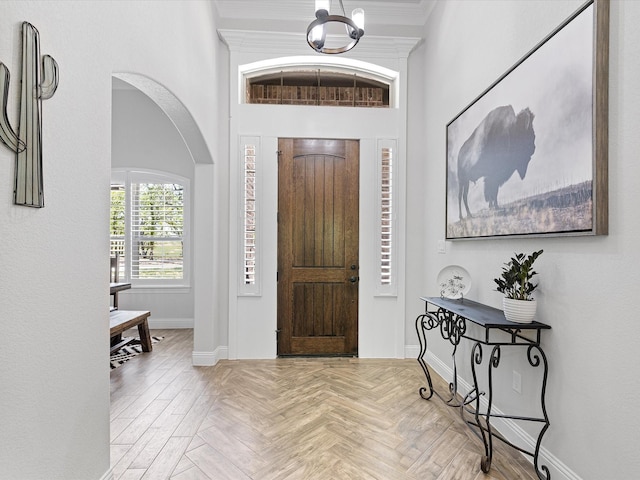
[{"left": 277, "top": 138, "right": 359, "bottom": 356}]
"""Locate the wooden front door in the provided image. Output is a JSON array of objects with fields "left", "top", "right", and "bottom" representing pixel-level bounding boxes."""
[{"left": 277, "top": 138, "right": 359, "bottom": 356}]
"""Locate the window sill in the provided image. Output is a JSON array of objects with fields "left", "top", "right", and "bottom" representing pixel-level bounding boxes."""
[{"left": 126, "top": 286, "right": 192, "bottom": 294}]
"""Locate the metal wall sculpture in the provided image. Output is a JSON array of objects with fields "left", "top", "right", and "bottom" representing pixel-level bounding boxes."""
[{"left": 0, "top": 22, "right": 59, "bottom": 207}]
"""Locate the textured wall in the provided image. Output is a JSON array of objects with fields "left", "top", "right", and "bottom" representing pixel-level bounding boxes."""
[{"left": 0, "top": 1, "right": 220, "bottom": 478}]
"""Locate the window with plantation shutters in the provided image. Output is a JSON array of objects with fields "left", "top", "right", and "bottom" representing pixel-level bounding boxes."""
[
  {"left": 239, "top": 136, "right": 261, "bottom": 295},
  {"left": 110, "top": 170, "right": 190, "bottom": 286},
  {"left": 243, "top": 144, "right": 256, "bottom": 285},
  {"left": 381, "top": 147, "right": 393, "bottom": 284},
  {"left": 376, "top": 139, "right": 397, "bottom": 296},
  {"left": 110, "top": 182, "right": 126, "bottom": 272},
  {"left": 131, "top": 182, "right": 184, "bottom": 280}
]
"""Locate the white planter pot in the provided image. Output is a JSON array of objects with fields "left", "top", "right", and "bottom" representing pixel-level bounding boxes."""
[{"left": 502, "top": 298, "right": 537, "bottom": 324}]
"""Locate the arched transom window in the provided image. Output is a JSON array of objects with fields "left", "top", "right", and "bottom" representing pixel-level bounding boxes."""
[{"left": 240, "top": 56, "right": 399, "bottom": 108}]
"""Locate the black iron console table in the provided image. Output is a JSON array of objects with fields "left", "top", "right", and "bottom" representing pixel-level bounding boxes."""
[{"left": 416, "top": 296, "right": 551, "bottom": 479}]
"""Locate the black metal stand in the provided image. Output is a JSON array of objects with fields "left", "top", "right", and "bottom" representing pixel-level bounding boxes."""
[{"left": 416, "top": 296, "right": 551, "bottom": 480}]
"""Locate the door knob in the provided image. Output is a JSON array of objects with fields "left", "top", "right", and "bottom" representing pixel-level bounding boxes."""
[{"left": 349, "top": 276, "right": 359, "bottom": 283}]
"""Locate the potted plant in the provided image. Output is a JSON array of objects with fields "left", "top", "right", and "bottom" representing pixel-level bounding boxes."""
[{"left": 494, "top": 249, "right": 543, "bottom": 323}]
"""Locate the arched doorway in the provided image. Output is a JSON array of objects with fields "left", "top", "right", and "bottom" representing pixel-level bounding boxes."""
[{"left": 111, "top": 73, "right": 216, "bottom": 365}]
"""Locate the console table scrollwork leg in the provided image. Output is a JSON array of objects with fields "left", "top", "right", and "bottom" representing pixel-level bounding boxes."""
[
  {"left": 481, "top": 345, "right": 501, "bottom": 473},
  {"left": 416, "top": 313, "right": 436, "bottom": 400},
  {"left": 472, "top": 344, "right": 500, "bottom": 473},
  {"left": 438, "top": 309, "right": 466, "bottom": 404},
  {"left": 449, "top": 343, "right": 460, "bottom": 403},
  {"left": 528, "top": 344, "right": 551, "bottom": 480},
  {"left": 469, "top": 341, "right": 483, "bottom": 426},
  {"left": 470, "top": 342, "right": 491, "bottom": 473}
]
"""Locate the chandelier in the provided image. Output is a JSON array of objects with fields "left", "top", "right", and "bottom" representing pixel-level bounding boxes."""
[{"left": 307, "top": 0, "right": 365, "bottom": 54}]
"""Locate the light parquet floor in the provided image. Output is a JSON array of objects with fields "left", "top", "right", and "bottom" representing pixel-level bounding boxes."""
[{"left": 110, "top": 329, "right": 538, "bottom": 480}]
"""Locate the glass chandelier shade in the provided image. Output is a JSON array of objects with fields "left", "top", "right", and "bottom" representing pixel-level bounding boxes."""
[{"left": 307, "top": 0, "right": 365, "bottom": 54}]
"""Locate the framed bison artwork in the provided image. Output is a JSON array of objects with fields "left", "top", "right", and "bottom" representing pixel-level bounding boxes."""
[{"left": 446, "top": 0, "right": 608, "bottom": 240}]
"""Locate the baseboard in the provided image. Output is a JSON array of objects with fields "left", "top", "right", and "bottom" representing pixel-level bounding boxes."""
[
  {"left": 408, "top": 345, "right": 583, "bottom": 480},
  {"left": 405, "top": 344, "right": 420, "bottom": 359},
  {"left": 192, "top": 346, "right": 228, "bottom": 366},
  {"left": 99, "top": 468, "right": 114, "bottom": 480},
  {"left": 148, "top": 317, "right": 193, "bottom": 329}
]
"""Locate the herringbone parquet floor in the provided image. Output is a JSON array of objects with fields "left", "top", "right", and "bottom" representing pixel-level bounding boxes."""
[{"left": 110, "top": 329, "right": 537, "bottom": 480}]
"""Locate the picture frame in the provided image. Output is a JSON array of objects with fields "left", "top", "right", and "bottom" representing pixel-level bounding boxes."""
[{"left": 445, "top": 0, "right": 609, "bottom": 240}]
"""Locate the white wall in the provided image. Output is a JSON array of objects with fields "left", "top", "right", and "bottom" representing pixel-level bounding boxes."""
[
  {"left": 220, "top": 33, "right": 419, "bottom": 360},
  {"left": 211, "top": 13, "right": 231, "bottom": 359},
  {"left": 112, "top": 88, "right": 196, "bottom": 178},
  {"left": 0, "top": 2, "right": 222, "bottom": 478},
  {"left": 5, "top": 0, "right": 639, "bottom": 477},
  {"left": 408, "top": 0, "right": 640, "bottom": 478},
  {"left": 230, "top": 105, "right": 408, "bottom": 360}
]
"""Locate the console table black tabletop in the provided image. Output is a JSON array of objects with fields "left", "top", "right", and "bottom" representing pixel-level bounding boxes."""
[
  {"left": 421, "top": 296, "right": 550, "bottom": 344},
  {"left": 416, "top": 296, "right": 551, "bottom": 480}
]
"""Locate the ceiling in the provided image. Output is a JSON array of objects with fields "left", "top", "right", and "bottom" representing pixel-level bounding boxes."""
[{"left": 212, "top": 0, "right": 435, "bottom": 27}]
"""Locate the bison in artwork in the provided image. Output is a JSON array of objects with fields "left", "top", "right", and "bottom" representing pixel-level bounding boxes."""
[{"left": 457, "top": 105, "right": 536, "bottom": 220}]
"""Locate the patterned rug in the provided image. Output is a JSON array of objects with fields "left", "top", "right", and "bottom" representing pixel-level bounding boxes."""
[{"left": 110, "top": 336, "right": 163, "bottom": 370}]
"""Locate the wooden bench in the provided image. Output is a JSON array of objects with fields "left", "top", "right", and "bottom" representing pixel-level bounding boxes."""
[{"left": 110, "top": 310, "right": 152, "bottom": 355}]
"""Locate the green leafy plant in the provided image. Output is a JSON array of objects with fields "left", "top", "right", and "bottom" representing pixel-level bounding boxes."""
[{"left": 494, "top": 250, "right": 543, "bottom": 300}]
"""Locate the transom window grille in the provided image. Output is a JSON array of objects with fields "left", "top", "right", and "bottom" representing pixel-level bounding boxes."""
[
  {"left": 247, "top": 70, "right": 390, "bottom": 107},
  {"left": 376, "top": 139, "right": 397, "bottom": 296},
  {"left": 239, "top": 136, "right": 261, "bottom": 295},
  {"left": 110, "top": 170, "right": 189, "bottom": 286}
]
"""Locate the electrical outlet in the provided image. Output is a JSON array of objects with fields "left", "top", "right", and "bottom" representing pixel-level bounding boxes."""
[{"left": 512, "top": 371, "right": 522, "bottom": 394}]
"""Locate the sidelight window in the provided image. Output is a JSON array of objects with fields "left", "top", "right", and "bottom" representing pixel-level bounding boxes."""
[
  {"left": 239, "top": 136, "right": 261, "bottom": 295},
  {"left": 376, "top": 139, "right": 397, "bottom": 296}
]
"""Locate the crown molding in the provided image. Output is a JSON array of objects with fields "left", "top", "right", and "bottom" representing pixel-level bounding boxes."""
[
  {"left": 218, "top": 29, "right": 422, "bottom": 59},
  {"left": 213, "top": 0, "right": 434, "bottom": 27}
]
